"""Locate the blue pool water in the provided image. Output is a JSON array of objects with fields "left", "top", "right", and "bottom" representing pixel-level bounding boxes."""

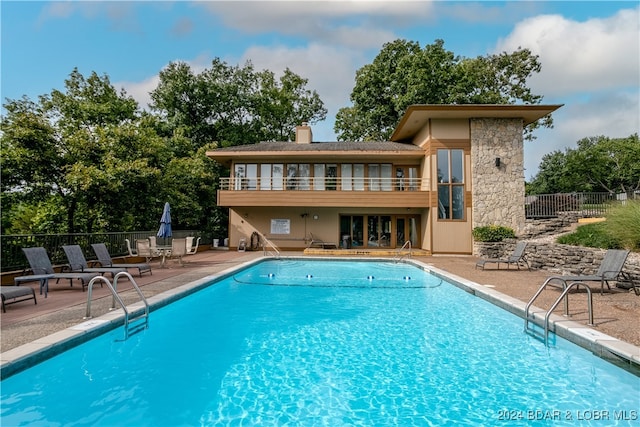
[{"left": 1, "top": 259, "right": 639, "bottom": 426}]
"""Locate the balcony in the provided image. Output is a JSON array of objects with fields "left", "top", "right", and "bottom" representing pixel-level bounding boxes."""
[{"left": 217, "top": 177, "right": 431, "bottom": 208}]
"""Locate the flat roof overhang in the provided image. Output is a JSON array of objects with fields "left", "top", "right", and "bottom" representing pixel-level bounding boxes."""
[
  {"left": 390, "top": 104, "right": 563, "bottom": 142},
  {"left": 206, "top": 150, "right": 426, "bottom": 166}
]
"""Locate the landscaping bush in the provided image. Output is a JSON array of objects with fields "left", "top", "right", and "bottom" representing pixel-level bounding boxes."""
[
  {"left": 556, "top": 222, "right": 622, "bottom": 249},
  {"left": 604, "top": 200, "right": 640, "bottom": 251},
  {"left": 472, "top": 225, "right": 516, "bottom": 242}
]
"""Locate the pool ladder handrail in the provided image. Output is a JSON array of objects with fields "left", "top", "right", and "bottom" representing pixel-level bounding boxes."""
[
  {"left": 524, "top": 278, "right": 594, "bottom": 345},
  {"left": 256, "top": 231, "right": 281, "bottom": 258},
  {"left": 84, "top": 271, "right": 150, "bottom": 340},
  {"left": 394, "top": 240, "right": 412, "bottom": 263}
]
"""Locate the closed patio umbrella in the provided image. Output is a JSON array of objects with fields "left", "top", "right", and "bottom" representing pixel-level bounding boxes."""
[{"left": 157, "top": 202, "right": 172, "bottom": 244}]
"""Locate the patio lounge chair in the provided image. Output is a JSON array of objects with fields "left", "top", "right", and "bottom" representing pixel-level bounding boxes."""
[
  {"left": 1, "top": 285, "right": 37, "bottom": 312},
  {"left": 308, "top": 233, "right": 338, "bottom": 249},
  {"left": 169, "top": 238, "right": 187, "bottom": 266},
  {"left": 544, "top": 249, "right": 632, "bottom": 295},
  {"left": 62, "top": 245, "right": 127, "bottom": 279},
  {"left": 475, "top": 241, "right": 530, "bottom": 271},
  {"left": 136, "top": 239, "right": 161, "bottom": 263},
  {"left": 186, "top": 237, "right": 201, "bottom": 255},
  {"left": 125, "top": 238, "right": 137, "bottom": 257},
  {"left": 22, "top": 247, "right": 99, "bottom": 292},
  {"left": 91, "top": 243, "right": 152, "bottom": 277}
]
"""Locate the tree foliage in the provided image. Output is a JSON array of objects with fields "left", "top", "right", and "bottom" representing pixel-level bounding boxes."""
[
  {"left": 527, "top": 134, "right": 640, "bottom": 195},
  {"left": 150, "top": 59, "right": 327, "bottom": 147},
  {"left": 2, "top": 61, "right": 327, "bottom": 237},
  {"left": 1, "top": 69, "right": 169, "bottom": 233},
  {"left": 335, "top": 39, "right": 549, "bottom": 141}
]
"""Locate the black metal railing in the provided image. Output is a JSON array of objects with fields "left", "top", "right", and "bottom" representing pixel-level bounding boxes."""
[
  {"left": 0, "top": 230, "right": 200, "bottom": 273},
  {"left": 525, "top": 192, "right": 637, "bottom": 218}
]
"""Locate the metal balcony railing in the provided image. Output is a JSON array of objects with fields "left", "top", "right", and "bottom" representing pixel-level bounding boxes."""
[
  {"left": 525, "top": 192, "right": 638, "bottom": 218},
  {"left": 219, "top": 177, "right": 430, "bottom": 191}
]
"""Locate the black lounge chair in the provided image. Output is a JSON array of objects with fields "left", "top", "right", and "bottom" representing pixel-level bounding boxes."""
[
  {"left": 544, "top": 249, "right": 632, "bottom": 295},
  {"left": 1, "top": 285, "right": 37, "bottom": 312},
  {"left": 22, "top": 247, "right": 99, "bottom": 292},
  {"left": 91, "top": 243, "right": 152, "bottom": 277},
  {"left": 62, "top": 245, "right": 127, "bottom": 279},
  {"left": 476, "top": 241, "right": 530, "bottom": 271},
  {"left": 307, "top": 233, "right": 338, "bottom": 249}
]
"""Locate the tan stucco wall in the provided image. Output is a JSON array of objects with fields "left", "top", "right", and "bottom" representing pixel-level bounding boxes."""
[
  {"left": 228, "top": 207, "right": 429, "bottom": 251},
  {"left": 431, "top": 119, "right": 470, "bottom": 139},
  {"left": 470, "top": 118, "right": 525, "bottom": 234}
]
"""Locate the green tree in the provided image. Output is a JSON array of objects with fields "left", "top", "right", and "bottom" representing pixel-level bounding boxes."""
[
  {"left": 527, "top": 134, "right": 640, "bottom": 195},
  {"left": 525, "top": 151, "right": 574, "bottom": 194},
  {"left": 150, "top": 59, "right": 327, "bottom": 147},
  {"left": 567, "top": 135, "right": 640, "bottom": 194},
  {"left": 335, "top": 39, "right": 549, "bottom": 141},
  {"left": 1, "top": 69, "right": 170, "bottom": 233}
]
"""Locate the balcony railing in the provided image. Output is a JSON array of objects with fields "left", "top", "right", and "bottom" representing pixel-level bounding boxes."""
[{"left": 219, "top": 177, "right": 430, "bottom": 191}]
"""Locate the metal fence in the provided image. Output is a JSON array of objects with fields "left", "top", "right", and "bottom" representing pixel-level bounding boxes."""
[
  {"left": 0, "top": 230, "right": 200, "bottom": 273},
  {"left": 525, "top": 192, "right": 637, "bottom": 218}
]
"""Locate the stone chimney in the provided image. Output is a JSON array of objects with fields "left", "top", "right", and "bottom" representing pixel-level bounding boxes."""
[{"left": 295, "top": 122, "right": 312, "bottom": 144}]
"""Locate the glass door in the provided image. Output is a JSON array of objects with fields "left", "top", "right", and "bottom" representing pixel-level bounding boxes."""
[{"left": 396, "top": 215, "right": 420, "bottom": 247}]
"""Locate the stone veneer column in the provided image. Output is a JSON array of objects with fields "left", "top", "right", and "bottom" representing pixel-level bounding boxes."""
[{"left": 470, "top": 118, "right": 525, "bottom": 234}]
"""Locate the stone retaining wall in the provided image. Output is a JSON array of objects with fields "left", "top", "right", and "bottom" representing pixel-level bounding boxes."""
[
  {"left": 521, "top": 212, "right": 583, "bottom": 238},
  {"left": 474, "top": 240, "right": 640, "bottom": 280}
]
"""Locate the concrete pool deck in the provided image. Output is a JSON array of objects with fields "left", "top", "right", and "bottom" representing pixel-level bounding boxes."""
[{"left": 2, "top": 249, "right": 639, "bottom": 377}]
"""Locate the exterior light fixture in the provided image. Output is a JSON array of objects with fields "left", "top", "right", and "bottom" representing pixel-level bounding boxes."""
[{"left": 495, "top": 157, "right": 501, "bottom": 167}]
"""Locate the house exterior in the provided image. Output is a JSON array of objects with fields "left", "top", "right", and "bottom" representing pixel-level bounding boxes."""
[{"left": 206, "top": 104, "right": 561, "bottom": 254}]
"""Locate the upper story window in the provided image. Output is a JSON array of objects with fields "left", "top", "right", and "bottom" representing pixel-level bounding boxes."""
[
  {"left": 437, "top": 149, "right": 464, "bottom": 220},
  {"left": 260, "top": 164, "right": 283, "bottom": 190},
  {"left": 234, "top": 163, "right": 257, "bottom": 190},
  {"left": 286, "top": 164, "right": 310, "bottom": 190},
  {"left": 341, "top": 164, "right": 365, "bottom": 191},
  {"left": 368, "top": 164, "right": 393, "bottom": 191},
  {"left": 230, "top": 162, "right": 418, "bottom": 192}
]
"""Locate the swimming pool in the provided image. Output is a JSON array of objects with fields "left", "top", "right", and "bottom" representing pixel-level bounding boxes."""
[{"left": 1, "top": 259, "right": 639, "bottom": 426}]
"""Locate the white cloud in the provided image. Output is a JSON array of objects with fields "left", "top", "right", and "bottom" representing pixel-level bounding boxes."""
[
  {"left": 116, "top": 75, "right": 158, "bottom": 111},
  {"left": 197, "top": 1, "right": 432, "bottom": 49},
  {"left": 525, "top": 91, "right": 639, "bottom": 180},
  {"left": 499, "top": 7, "right": 640, "bottom": 178},
  {"left": 495, "top": 7, "right": 640, "bottom": 96}
]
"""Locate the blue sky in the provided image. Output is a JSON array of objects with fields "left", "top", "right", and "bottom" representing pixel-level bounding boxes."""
[{"left": 2, "top": 1, "right": 638, "bottom": 178}]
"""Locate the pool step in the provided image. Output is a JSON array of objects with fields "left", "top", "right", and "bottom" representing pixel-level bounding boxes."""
[{"left": 304, "top": 248, "right": 431, "bottom": 256}]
